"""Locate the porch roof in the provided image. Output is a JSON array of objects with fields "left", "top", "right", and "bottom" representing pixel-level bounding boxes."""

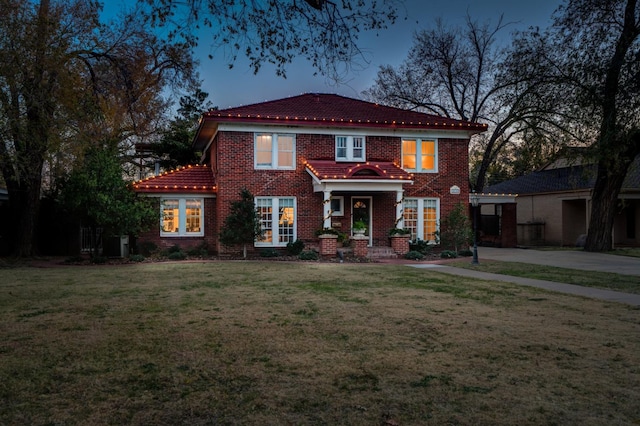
[
  {"left": 133, "top": 164, "right": 216, "bottom": 194},
  {"left": 305, "top": 160, "right": 413, "bottom": 193}
]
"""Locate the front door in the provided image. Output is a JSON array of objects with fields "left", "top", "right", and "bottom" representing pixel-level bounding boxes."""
[{"left": 352, "top": 196, "right": 372, "bottom": 245}]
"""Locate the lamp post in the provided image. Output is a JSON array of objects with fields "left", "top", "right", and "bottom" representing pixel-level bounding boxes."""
[{"left": 470, "top": 191, "right": 479, "bottom": 265}]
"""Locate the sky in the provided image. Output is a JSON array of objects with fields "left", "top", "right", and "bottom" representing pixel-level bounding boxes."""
[{"left": 195, "top": 0, "right": 563, "bottom": 109}]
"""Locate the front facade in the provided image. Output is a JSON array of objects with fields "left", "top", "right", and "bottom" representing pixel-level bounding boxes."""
[{"left": 135, "top": 94, "right": 486, "bottom": 255}]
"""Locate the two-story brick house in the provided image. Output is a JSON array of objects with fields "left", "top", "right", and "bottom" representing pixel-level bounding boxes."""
[{"left": 134, "top": 93, "right": 486, "bottom": 255}]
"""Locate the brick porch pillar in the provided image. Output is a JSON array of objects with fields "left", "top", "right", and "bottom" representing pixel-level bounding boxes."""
[
  {"left": 318, "top": 234, "right": 338, "bottom": 256},
  {"left": 390, "top": 235, "right": 410, "bottom": 255},
  {"left": 352, "top": 235, "right": 368, "bottom": 258}
]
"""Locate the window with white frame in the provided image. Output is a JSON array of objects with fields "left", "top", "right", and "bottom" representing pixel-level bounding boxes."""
[
  {"left": 403, "top": 198, "right": 439, "bottom": 242},
  {"left": 335, "top": 136, "right": 365, "bottom": 161},
  {"left": 330, "top": 196, "right": 344, "bottom": 216},
  {"left": 161, "top": 198, "right": 204, "bottom": 236},
  {"left": 402, "top": 138, "right": 437, "bottom": 172},
  {"left": 255, "top": 133, "right": 295, "bottom": 169},
  {"left": 255, "top": 197, "right": 296, "bottom": 246}
]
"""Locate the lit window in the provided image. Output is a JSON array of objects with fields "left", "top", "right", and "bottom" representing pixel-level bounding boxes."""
[
  {"left": 161, "top": 198, "right": 204, "bottom": 236},
  {"left": 403, "top": 198, "right": 439, "bottom": 242},
  {"left": 256, "top": 197, "right": 296, "bottom": 246},
  {"left": 402, "top": 139, "right": 437, "bottom": 172},
  {"left": 336, "top": 136, "right": 365, "bottom": 161},
  {"left": 255, "top": 133, "right": 295, "bottom": 169}
]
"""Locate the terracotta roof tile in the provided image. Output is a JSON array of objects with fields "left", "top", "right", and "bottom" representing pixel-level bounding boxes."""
[
  {"left": 133, "top": 164, "right": 216, "bottom": 194},
  {"left": 305, "top": 160, "right": 413, "bottom": 181},
  {"left": 204, "top": 93, "right": 487, "bottom": 131}
]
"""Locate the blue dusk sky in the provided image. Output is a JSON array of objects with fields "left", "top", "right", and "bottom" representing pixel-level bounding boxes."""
[
  {"left": 105, "top": 0, "right": 564, "bottom": 109},
  {"left": 198, "top": 0, "right": 563, "bottom": 109}
]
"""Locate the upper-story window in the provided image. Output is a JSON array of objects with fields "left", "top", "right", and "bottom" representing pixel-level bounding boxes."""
[
  {"left": 402, "top": 139, "right": 437, "bottom": 172},
  {"left": 336, "top": 136, "right": 365, "bottom": 161},
  {"left": 255, "top": 133, "right": 295, "bottom": 169}
]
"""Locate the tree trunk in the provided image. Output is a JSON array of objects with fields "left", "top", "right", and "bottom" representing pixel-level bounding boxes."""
[
  {"left": 7, "top": 0, "right": 52, "bottom": 256},
  {"left": 584, "top": 161, "right": 628, "bottom": 252},
  {"left": 9, "top": 171, "right": 44, "bottom": 256}
]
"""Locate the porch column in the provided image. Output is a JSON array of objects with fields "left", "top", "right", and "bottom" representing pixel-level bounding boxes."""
[
  {"left": 395, "top": 190, "right": 404, "bottom": 228},
  {"left": 323, "top": 190, "right": 332, "bottom": 229}
]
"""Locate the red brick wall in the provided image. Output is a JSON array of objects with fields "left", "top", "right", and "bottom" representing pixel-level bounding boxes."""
[
  {"left": 136, "top": 197, "right": 216, "bottom": 254},
  {"left": 405, "top": 138, "right": 471, "bottom": 219},
  {"left": 500, "top": 203, "right": 518, "bottom": 248},
  {"left": 212, "top": 130, "right": 471, "bottom": 253}
]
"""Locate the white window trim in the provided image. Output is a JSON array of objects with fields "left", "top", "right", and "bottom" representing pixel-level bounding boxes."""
[
  {"left": 402, "top": 138, "right": 438, "bottom": 173},
  {"left": 160, "top": 197, "right": 205, "bottom": 237},
  {"left": 330, "top": 196, "right": 344, "bottom": 216},
  {"left": 254, "top": 133, "right": 296, "bottom": 170},
  {"left": 255, "top": 196, "right": 297, "bottom": 247},
  {"left": 404, "top": 197, "right": 440, "bottom": 243},
  {"left": 335, "top": 135, "right": 365, "bottom": 162}
]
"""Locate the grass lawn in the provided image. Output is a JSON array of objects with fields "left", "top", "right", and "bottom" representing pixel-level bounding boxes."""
[
  {"left": 1, "top": 261, "right": 639, "bottom": 425},
  {"left": 449, "top": 260, "right": 640, "bottom": 294}
]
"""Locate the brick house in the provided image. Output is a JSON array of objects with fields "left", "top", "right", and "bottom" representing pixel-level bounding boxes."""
[{"left": 134, "top": 93, "right": 486, "bottom": 256}]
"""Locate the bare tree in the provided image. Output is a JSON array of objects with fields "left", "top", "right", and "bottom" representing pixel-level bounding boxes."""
[
  {"left": 363, "top": 15, "right": 562, "bottom": 191},
  {"left": 511, "top": 0, "right": 640, "bottom": 251},
  {"left": 142, "top": 0, "right": 403, "bottom": 81}
]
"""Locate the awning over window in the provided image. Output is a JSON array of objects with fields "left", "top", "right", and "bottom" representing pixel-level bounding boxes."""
[{"left": 305, "top": 160, "right": 413, "bottom": 193}]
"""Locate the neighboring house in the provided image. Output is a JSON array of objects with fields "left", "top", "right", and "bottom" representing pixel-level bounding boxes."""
[
  {"left": 485, "top": 155, "right": 640, "bottom": 247},
  {"left": 134, "top": 93, "right": 486, "bottom": 255}
]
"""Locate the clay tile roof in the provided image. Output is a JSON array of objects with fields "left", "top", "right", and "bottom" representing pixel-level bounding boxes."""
[
  {"left": 305, "top": 160, "right": 413, "bottom": 181},
  {"left": 204, "top": 93, "right": 487, "bottom": 131},
  {"left": 133, "top": 164, "right": 216, "bottom": 194}
]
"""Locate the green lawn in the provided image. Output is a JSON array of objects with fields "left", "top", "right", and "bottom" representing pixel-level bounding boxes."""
[{"left": 1, "top": 261, "right": 639, "bottom": 425}]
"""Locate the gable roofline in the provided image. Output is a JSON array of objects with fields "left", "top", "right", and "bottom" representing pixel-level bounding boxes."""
[
  {"left": 133, "top": 164, "right": 216, "bottom": 194},
  {"left": 194, "top": 93, "right": 487, "bottom": 151}
]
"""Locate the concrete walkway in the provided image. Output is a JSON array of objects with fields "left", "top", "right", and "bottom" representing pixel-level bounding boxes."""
[{"left": 408, "top": 247, "right": 640, "bottom": 306}]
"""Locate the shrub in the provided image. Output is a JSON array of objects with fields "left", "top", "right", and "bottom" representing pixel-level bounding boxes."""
[
  {"left": 260, "top": 248, "right": 280, "bottom": 257},
  {"left": 438, "top": 203, "right": 472, "bottom": 252},
  {"left": 168, "top": 251, "right": 187, "bottom": 260},
  {"left": 409, "top": 239, "right": 433, "bottom": 255},
  {"left": 64, "top": 255, "right": 85, "bottom": 264},
  {"left": 458, "top": 249, "right": 473, "bottom": 257},
  {"left": 298, "top": 250, "right": 319, "bottom": 261},
  {"left": 167, "top": 244, "right": 182, "bottom": 254},
  {"left": 405, "top": 250, "right": 425, "bottom": 260},
  {"left": 187, "top": 243, "right": 209, "bottom": 257},
  {"left": 286, "top": 239, "right": 305, "bottom": 255},
  {"left": 389, "top": 228, "right": 411, "bottom": 236},
  {"left": 91, "top": 256, "right": 108, "bottom": 264},
  {"left": 129, "top": 254, "right": 146, "bottom": 262},
  {"left": 137, "top": 240, "right": 157, "bottom": 256},
  {"left": 440, "top": 250, "right": 458, "bottom": 259}
]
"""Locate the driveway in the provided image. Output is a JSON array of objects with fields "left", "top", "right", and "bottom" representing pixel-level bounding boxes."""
[{"left": 475, "top": 247, "right": 640, "bottom": 277}]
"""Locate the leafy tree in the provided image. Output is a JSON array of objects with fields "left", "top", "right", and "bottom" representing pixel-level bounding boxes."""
[
  {"left": 437, "top": 203, "right": 472, "bottom": 253},
  {"left": 149, "top": 88, "right": 214, "bottom": 171},
  {"left": 219, "top": 189, "right": 264, "bottom": 259},
  {"left": 0, "top": 0, "right": 195, "bottom": 256},
  {"left": 60, "top": 145, "right": 157, "bottom": 257},
  {"left": 364, "top": 15, "right": 562, "bottom": 191},
  {"left": 511, "top": 0, "right": 640, "bottom": 251}
]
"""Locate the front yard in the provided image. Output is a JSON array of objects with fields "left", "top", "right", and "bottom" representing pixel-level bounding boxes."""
[{"left": 1, "top": 261, "right": 639, "bottom": 424}]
